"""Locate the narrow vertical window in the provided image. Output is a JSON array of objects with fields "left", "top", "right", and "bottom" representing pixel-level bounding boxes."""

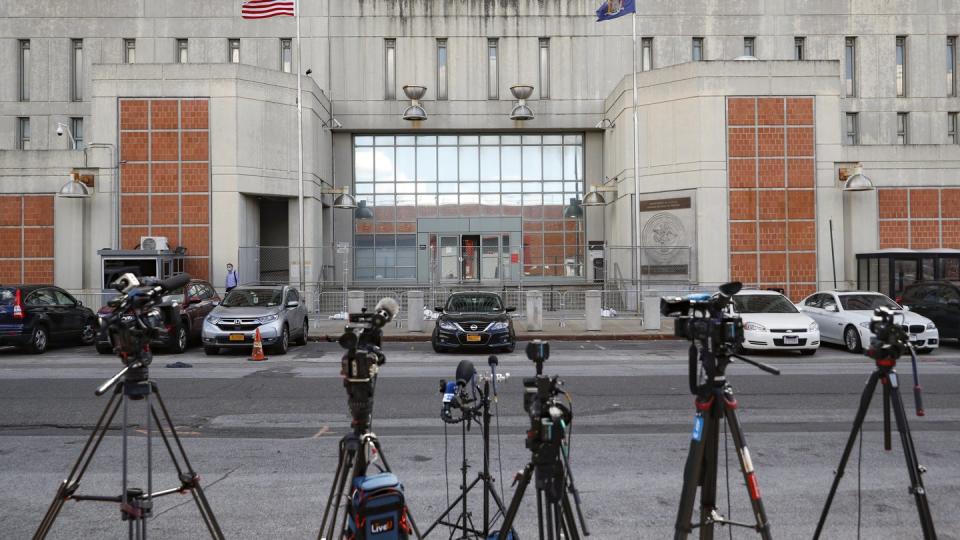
[
  {"left": 71, "top": 39, "right": 83, "bottom": 101},
  {"left": 71, "top": 117, "right": 84, "bottom": 149},
  {"left": 896, "top": 36, "right": 907, "bottom": 97},
  {"left": 280, "top": 38, "right": 292, "bottom": 73},
  {"left": 487, "top": 38, "right": 499, "bottom": 99},
  {"left": 16, "top": 118, "right": 30, "bottom": 150},
  {"left": 744, "top": 37, "right": 755, "bottom": 57},
  {"left": 845, "top": 113, "right": 859, "bottom": 145},
  {"left": 794, "top": 37, "right": 805, "bottom": 60},
  {"left": 436, "top": 39, "right": 448, "bottom": 100},
  {"left": 539, "top": 38, "right": 550, "bottom": 99},
  {"left": 897, "top": 112, "right": 909, "bottom": 144},
  {"left": 384, "top": 39, "right": 396, "bottom": 99},
  {"left": 176, "top": 39, "right": 188, "bottom": 63},
  {"left": 692, "top": 37, "right": 704, "bottom": 61},
  {"left": 948, "top": 112, "right": 958, "bottom": 144},
  {"left": 641, "top": 37, "right": 653, "bottom": 71},
  {"left": 124, "top": 39, "right": 136, "bottom": 64},
  {"left": 948, "top": 37, "right": 957, "bottom": 97},
  {"left": 845, "top": 37, "right": 857, "bottom": 97},
  {"left": 19, "top": 39, "right": 30, "bottom": 102},
  {"left": 229, "top": 39, "right": 240, "bottom": 64}
]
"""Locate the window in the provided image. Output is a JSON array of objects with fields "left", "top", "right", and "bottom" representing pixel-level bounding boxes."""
[
  {"left": 280, "top": 38, "right": 292, "bottom": 72},
  {"left": 16, "top": 118, "right": 30, "bottom": 150},
  {"left": 641, "top": 37, "right": 653, "bottom": 71},
  {"left": 71, "top": 39, "right": 83, "bottom": 101},
  {"left": 845, "top": 113, "right": 859, "bottom": 145},
  {"left": 18, "top": 39, "right": 30, "bottom": 101},
  {"left": 896, "top": 36, "right": 907, "bottom": 97},
  {"left": 436, "top": 39, "right": 447, "bottom": 100},
  {"left": 176, "top": 39, "right": 188, "bottom": 63},
  {"left": 487, "top": 38, "right": 499, "bottom": 99},
  {"left": 123, "top": 38, "right": 136, "bottom": 64},
  {"left": 845, "top": 37, "right": 857, "bottom": 97},
  {"left": 229, "top": 39, "right": 240, "bottom": 63},
  {"left": 744, "top": 37, "right": 755, "bottom": 57},
  {"left": 948, "top": 37, "right": 957, "bottom": 97},
  {"left": 384, "top": 39, "right": 396, "bottom": 99},
  {"left": 949, "top": 112, "right": 958, "bottom": 144},
  {"left": 897, "top": 112, "right": 909, "bottom": 144},
  {"left": 71, "top": 117, "right": 84, "bottom": 149},
  {"left": 794, "top": 37, "right": 805, "bottom": 60},
  {"left": 692, "top": 37, "right": 704, "bottom": 61},
  {"left": 539, "top": 38, "right": 550, "bottom": 99}
]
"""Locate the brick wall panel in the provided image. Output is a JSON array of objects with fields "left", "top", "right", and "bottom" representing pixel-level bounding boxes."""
[
  {"left": 151, "top": 226, "right": 180, "bottom": 247},
  {"left": 941, "top": 189, "right": 960, "bottom": 218},
  {"left": 879, "top": 220, "right": 908, "bottom": 248},
  {"left": 0, "top": 228, "right": 22, "bottom": 257},
  {"left": 23, "top": 260, "right": 53, "bottom": 284},
  {"left": 758, "top": 159, "right": 785, "bottom": 187},
  {"left": 757, "top": 98, "right": 785, "bottom": 125},
  {"left": 728, "top": 98, "right": 756, "bottom": 126},
  {"left": 787, "top": 190, "right": 815, "bottom": 220},
  {"left": 23, "top": 196, "right": 53, "bottom": 226},
  {"left": 943, "top": 221, "right": 960, "bottom": 248},
  {"left": 910, "top": 220, "right": 939, "bottom": 249},
  {"left": 151, "top": 163, "right": 179, "bottom": 193},
  {"left": 758, "top": 127, "right": 785, "bottom": 157},
  {"left": 759, "top": 221, "right": 786, "bottom": 251},
  {"left": 0, "top": 260, "right": 21, "bottom": 283},
  {"left": 788, "top": 221, "right": 817, "bottom": 251},
  {"left": 151, "top": 131, "right": 179, "bottom": 161},
  {"left": 121, "top": 164, "right": 149, "bottom": 193},
  {"left": 120, "top": 100, "right": 149, "bottom": 130},
  {"left": 730, "top": 253, "right": 758, "bottom": 284},
  {"left": 0, "top": 196, "right": 22, "bottom": 226},
  {"left": 759, "top": 253, "right": 788, "bottom": 283},
  {"left": 181, "top": 227, "right": 209, "bottom": 256},
  {"left": 730, "top": 222, "right": 757, "bottom": 252},
  {"left": 786, "top": 98, "right": 814, "bottom": 125},
  {"left": 150, "top": 195, "right": 180, "bottom": 226},
  {"left": 728, "top": 127, "right": 757, "bottom": 158},
  {"left": 729, "top": 190, "right": 757, "bottom": 220},
  {"left": 121, "top": 131, "right": 148, "bottom": 161},
  {"left": 878, "top": 189, "right": 909, "bottom": 219},
  {"left": 181, "top": 163, "right": 210, "bottom": 192},
  {"left": 150, "top": 100, "right": 179, "bottom": 129},
  {"left": 181, "top": 131, "right": 209, "bottom": 161},
  {"left": 121, "top": 227, "right": 149, "bottom": 250},
  {"left": 183, "top": 258, "right": 210, "bottom": 281},
  {"left": 786, "top": 159, "right": 815, "bottom": 188},
  {"left": 121, "top": 195, "right": 148, "bottom": 226},
  {"left": 786, "top": 127, "right": 814, "bottom": 157},
  {"left": 789, "top": 253, "right": 817, "bottom": 282},
  {"left": 909, "top": 189, "right": 939, "bottom": 219},
  {"left": 790, "top": 284, "right": 817, "bottom": 301},
  {"left": 181, "top": 100, "right": 209, "bottom": 130},
  {"left": 181, "top": 194, "right": 209, "bottom": 225},
  {"left": 23, "top": 228, "right": 53, "bottom": 258},
  {"left": 729, "top": 159, "right": 756, "bottom": 188},
  {"left": 758, "top": 190, "right": 786, "bottom": 220}
]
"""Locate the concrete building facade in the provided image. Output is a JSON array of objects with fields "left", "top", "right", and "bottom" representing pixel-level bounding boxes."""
[{"left": 1, "top": 0, "right": 959, "bottom": 301}]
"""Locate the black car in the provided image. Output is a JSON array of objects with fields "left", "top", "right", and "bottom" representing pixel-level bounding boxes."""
[
  {"left": 0, "top": 285, "right": 99, "bottom": 354},
  {"left": 431, "top": 292, "right": 516, "bottom": 353},
  {"left": 899, "top": 281, "right": 960, "bottom": 340}
]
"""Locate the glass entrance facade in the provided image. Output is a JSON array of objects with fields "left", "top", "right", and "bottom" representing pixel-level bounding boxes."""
[{"left": 352, "top": 134, "right": 584, "bottom": 281}]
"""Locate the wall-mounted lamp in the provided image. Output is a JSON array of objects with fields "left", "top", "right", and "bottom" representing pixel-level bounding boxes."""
[
  {"left": 509, "top": 84, "right": 535, "bottom": 121},
  {"left": 563, "top": 198, "right": 584, "bottom": 219},
  {"left": 57, "top": 172, "right": 92, "bottom": 199},
  {"left": 402, "top": 85, "right": 427, "bottom": 121},
  {"left": 582, "top": 181, "right": 619, "bottom": 206},
  {"left": 842, "top": 163, "right": 875, "bottom": 192},
  {"left": 321, "top": 186, "right": 358, "bottom": 209},
  {"left": 354, "top": 199, "right": 375, "bottom": 220}
]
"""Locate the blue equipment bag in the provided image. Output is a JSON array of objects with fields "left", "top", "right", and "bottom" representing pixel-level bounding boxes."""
[{"left": 345, "top": 473, "right": 411, "bottom": 540}]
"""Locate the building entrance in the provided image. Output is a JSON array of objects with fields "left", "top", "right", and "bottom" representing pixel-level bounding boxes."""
[{"left": 437, "top": 233, "right": 511, "bottom": 283}]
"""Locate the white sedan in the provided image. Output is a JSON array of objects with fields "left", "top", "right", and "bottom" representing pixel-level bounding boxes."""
[
  {"left": 797, "top": 291, "right": 938, "bottom": 354},
  {"left": 731, "top": 290, "right": 820, "bottom": 355}
]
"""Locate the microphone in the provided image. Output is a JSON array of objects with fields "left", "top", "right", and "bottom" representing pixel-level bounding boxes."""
[
  {"left": 455, "top": 359, "right": 476, "bottom": 389},
  {"left": 372, "top": 297, "right": 400, "bottom": 327},
  {"left": 488, "top": 355, "right": 500, "bottom": 398},
  {"left": 159, "top": 272, "right": 192, "bottom": 293}
]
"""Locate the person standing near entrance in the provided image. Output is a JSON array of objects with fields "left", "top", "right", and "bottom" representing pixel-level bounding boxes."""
[{"left": 225, "top": 263, "right": 239, "bottom": 293}]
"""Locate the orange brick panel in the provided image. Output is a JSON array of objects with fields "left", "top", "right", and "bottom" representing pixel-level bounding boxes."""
[
  {"left": 355, "top": 221, "right": 374, "bottom": 234},
  {"left": 150, "top": 195, "right": 180, "bottom": 226},
  {"left": 0, "top": 228, "right": 22, "bottom": 257},
  {"left": 878, "top": 189, "right": 909, "bottom": 219},
  {"left": 121, "top": 195, "right": 148, "bottom": 226},
  {"left": 943, "top": 221, "right": 960, "bottom": 248},
  {"left": 788, "top": 221, "right": 817, "bottom": 251},
  {"left": 181, "top": 194, "right": 209, "bottom": 225},
  {"left": 184, "top": 258, "right": 210, "bottom": 281},
  {"left": 181, "top": 100, "right": 209, "bottom": 130},
  {"left": 909, "top": 189, "right": 940, "bottom": 219},
  {"left": 397, "top": 222, "right": 416, "bottom": 233},
  {"left": 729, "top": 222, "right": 757, "bottom": 252},
  {"left": 758, "top": 159, "right": 785, "bottom": 188},
  {"left": 786, "top": 98, "right": 814, "bottom": 125},
  {"left": 757, "top": 98, "right": 785, "bottom": 125},
  {"left": 23, "top": 259, "right": 53, "bottom": 284},
  {"left": 786, "top": 127, "right": 814, "bottom": 157},
  {"left": 730, "top": 253, "right": 758, "bottom": 284},
  {"left": 181, "top": 131, "right": 209, "bottom": 161},
  {"left": 121, "top": 227, "right": 149, "bottom": 250},
  {"left": 789, "top": 284, "right": 817, "bottom": 302},
  {"left": 758, "top": 127, "right": 785, "bottom": 157},
  {"left": 728, "top": 159, "right": 756, "bottom": 188},
  {"left": 789, "top": 253, "right": 817, "bottom": 283},
  {"left": 181, "top": 163, "right": 210, "bottom": 192},
  {"left": 23, "top": 196, "right": 54, "bottom": 226},
  {"left": 121, "top": 131, "right": 149, "bottom": 162},
  {"left": 0, "top": 196, "right": 22, "bottom": 226},
  {"left": 727, "top": 98, "right": 756, "bottom": 126},
  {"left": 758, "top": 190, "right": 786, "bottom": 220},
  {"left": 728, "top": 128, "right": 757, "bottom": 158},
  {"left": 941, "top": 189, "right": 960, "bottom": 218},
  {"left": 23, "top": 228, "right": 53, "bottom": 258},
  {"left": 375, "top": 222, "right": 396, "bottom": 234},
  {"left": 879, "top": 220, "right": 908, "bottom": 249},
  {"left": 151, "top": 131, "right": 179, "bottom": 161},
  {"left": 151, "top": 163, "right": 179, "bottom": 193},
  {"left": 121, "top": 163, "right": 149, "bottom": 193},
  {"left": 759, "top": 253, "right": 788, "bottom": 283},
  {"left": 151, "top": 226, "right": 180, "bottom": 247},
  {"left": 181, "top": 226, "right": 209, "bottom": 256},
  {"left": 120, "top": 100, "right": 149, "bottom": 130},
  {"left": 787, "top": 159, "right": 815, "bottom": 188},
  {"left": 150, "top": 100, "right": 179, "bottom": 129},
  {"left": 0, "top": 260, "right": 21, "bottom": 283},
  {"left": 787, "top": 190, "right": 815, "bottom": 220},
  {"left": 758, "top": 221, "right": 787, "bottom": 251},
  {"left": 910, "top": 220, "right": 940, "bottom": 249},
  {"left": 729, "top": 190, "right": 758, "bottom": 220}
]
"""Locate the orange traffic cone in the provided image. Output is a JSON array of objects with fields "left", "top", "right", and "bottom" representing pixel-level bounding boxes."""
[{"left": 249, "top": 328, "right": 268, "bottom": 361}]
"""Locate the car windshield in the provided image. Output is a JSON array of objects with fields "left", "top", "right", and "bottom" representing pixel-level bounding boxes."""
[
  {"left": 840, "top": 294, "right": 901, "bottom": 311},
  {"left": 733, "top": 294, "right": 798, "bottom": 314},
  {"left": 446, "top": 294, "right": 503, "bottom": 313},
  {"left": 222, "top": 288, "right": 282, "bottom": 308}
]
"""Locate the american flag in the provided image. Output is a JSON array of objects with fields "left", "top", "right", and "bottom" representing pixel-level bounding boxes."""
[{"left": 241, "top": 0, "right": 295, "bottom": 19}]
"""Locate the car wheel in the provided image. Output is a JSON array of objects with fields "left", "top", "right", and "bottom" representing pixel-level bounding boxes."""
[
  {"left": 432, "top": 337, "right": 444, "bottom": 354},
  {"left": 79, "top": 318, "right": 98, "bottom": 346},
  {"left": 843, "top": 325, "right": 863, "bottom": 354},
  {"left": 500, "top": 342, "right": 516, "bottom": 354},
  {"left": 96, "top": 342, "right": 114, "bottom": 355},
  {"left": 25, "top": 325, "right": 49, "bottom": 354},
  {"left": 294, "top": 317, "right": 308, "bottom": 346},
  {"left": 169, "top": 324, "right": 188, "bottom": 354},
  {"left": 204, "top": 346, "right": 219, "bottom": 356},
  {"left": 271, "top": 326, "right": 289, "bottom": 355},
  {"left": 800, "top": 348, "right": 817, "bottom": 356}
]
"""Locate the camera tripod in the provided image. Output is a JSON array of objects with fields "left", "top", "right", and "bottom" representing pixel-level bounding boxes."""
[
  {"left": 813, "top": 343, "right": 936, "bottom": 539},
  {"left": 34, "top": 353, "right": 224, "bottom": 540},
  {"left": 424, "top": 373, "right": 514, "bottom": 539},
  {"left": 674, "top": 346, "right": 778, "bottom": 540}
]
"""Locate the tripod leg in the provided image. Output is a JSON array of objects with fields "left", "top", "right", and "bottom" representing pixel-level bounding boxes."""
[
  {"left": 537, "top": 489, "right": 545, "bottom": 540},
  {"left": 673, "top": 407, "right": 711, "bottom": 540},
  {"left": 560, "top": 490, "right": 582, "bottom": 540},
  {"left": 545, "top": 496, "right": 555, "bottom": 540},
  {"left": 497, "top": 463, "right": 534, "bottom": 540},
  {"left": 723, "top": 399, "right": 772, "bottom": 540},
  {"left": 883, "top": 380, "right": 892, "bottom": 451},
  {"left": 887, "top": 376, "right": 938, "bottom": 539},
  {"left": 814, "top": 370, "right": 881, "bottom": 539},
  {"left": 698, "top": 410, "right": 720, "bottom": 540},
  {"left": 320, "top": 440, "right": 355, "bottom": 540}
]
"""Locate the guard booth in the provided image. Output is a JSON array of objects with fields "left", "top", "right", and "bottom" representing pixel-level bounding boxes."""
[
  {"left": 98, "top": 248, "right": 186, "bottom": 290},
  {"left": 856, "top": 249, "right": 960, "bottom": 298}
]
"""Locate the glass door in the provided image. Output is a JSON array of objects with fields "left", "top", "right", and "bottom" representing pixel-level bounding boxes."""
[
  {"left": 480, "top": 235, "right": 501, "bottom": 281},
  {"left": 462, "top": 235, "right": 480, "bottom": 281},
  {"left": 440, "top": 236, "right": 460, "bottom": 282}
]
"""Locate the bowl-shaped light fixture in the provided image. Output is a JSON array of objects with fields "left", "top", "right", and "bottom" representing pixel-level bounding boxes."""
[
  {"left": 402, "top": 85, "right": 428, "bottom": 121},
  {"left": 333, "top": 191, "right": 357, "bottom": 209},
  {"left": 563, "top": 198, "right": 584, "bottom": 219},
  {"left": 355, "top": 199, "right": 374, "bottom": 220},
  {"left": 582, "top": 188, "right": 607, "bottom": 206},
  {"left": 57, "top": 174, "right": 92, "bottom": 199},
  {"left": 509, "top": 84, "right": 535, "bottom": 121},
  {"left": 843, "top": 164, "right": 875, "bottom": 192}
]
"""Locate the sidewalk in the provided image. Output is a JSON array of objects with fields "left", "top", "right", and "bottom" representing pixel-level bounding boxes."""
[{"left": 310, "top": 316, "right": 676, "bottom": 342}]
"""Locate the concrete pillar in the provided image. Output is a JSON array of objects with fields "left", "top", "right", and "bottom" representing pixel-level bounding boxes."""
[
  {"left": 585, "top": 290, "right": 602, "bottom": 331},
  {"left": 54, "top": 197, "right": 86, "bottom": 290},
  {"left": 407, "top": 290, "right": 424, "bottom": 332},
  {"left": 643, "top": 296, "right": 662, "bottom": 331},
  {"left": 348, "top": 290, "right": 364, "bottom": 314},
  {"left": 526, "top": 290, "right": 543, "bottom": 332}
]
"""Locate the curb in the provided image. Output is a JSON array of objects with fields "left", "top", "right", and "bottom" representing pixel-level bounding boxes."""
[{"left": 310, "top": 333, "right": 677, "bottom": 343}]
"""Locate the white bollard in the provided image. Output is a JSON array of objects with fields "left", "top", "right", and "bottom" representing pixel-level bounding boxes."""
[
  {"left": 585, "top": 290, "right": 602, "bottom": 331},
  {"left": 643, "top": 296, "right": 662, "bottom": 331},
  {"left": 347, "top": 290, "right": 364, "bottom": 314},
  {"left": 526, "top": 290, "right": 543, "bottom": 332},
  {"left": 407, "top": 290, "right": 424, "bottom": 332}
]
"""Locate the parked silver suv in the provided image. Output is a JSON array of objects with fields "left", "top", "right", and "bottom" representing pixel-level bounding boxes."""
[{"left": 202, "top": 285, "right": 308, "bottom": 355}]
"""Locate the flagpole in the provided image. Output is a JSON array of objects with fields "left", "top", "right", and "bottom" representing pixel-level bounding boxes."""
[
  {"left": 631, "top": 9, "right": 643, "bottom": 315},
  {"left": 295, "top": 0, "right": 306, "bottom": 292}
]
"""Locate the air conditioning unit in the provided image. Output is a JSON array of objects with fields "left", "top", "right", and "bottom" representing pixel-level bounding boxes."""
[{"left": 140, "top": 236, "right": 170, "bottom": 251}]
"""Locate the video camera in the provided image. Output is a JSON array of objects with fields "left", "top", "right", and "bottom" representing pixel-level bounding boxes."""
[
  {"left": 866, "top": 306, "right": 909, "bottom": 363},
  {"left": 521, "top": 341, "right": 572, "bottom": 479},
  {"left": 100, "top": 272, "right": 192, "bottom": 361},
  {"left": 660, "top": 281, "right": 744, "bottom": 349},
  {"left": 337, "top": 298, "right": 399, "bottom": 432}
]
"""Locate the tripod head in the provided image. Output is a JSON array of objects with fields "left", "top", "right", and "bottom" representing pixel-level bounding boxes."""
[{"left": 337, "top": 298, "right": 397, "bottom": 432}]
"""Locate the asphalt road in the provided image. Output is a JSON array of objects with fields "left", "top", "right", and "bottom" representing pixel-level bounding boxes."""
[{"left": 2, "top": 339, "right": 960, "bottom": 539}]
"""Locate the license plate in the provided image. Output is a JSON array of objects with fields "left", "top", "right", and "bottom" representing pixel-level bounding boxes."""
[
  {"left": 229, "top": 333, "right": 246, "bottom": 342},
  {"left": 783, "top": 335, "right": 799, "bottom": 345},
  {"left": 466, "top": 334, "right": 482, "bottom": 342},
  {"left": 910, "top": 334, "right": 919, "bottom": 341}
]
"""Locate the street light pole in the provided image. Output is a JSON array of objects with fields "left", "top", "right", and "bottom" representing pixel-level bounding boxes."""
[{"left": 631, "top": 11, "right": 643, "bottom": 313}]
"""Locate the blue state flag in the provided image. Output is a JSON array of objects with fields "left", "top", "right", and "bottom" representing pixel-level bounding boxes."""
[{"left": 596, "top": 0, "right": 635, "bottom": 22}]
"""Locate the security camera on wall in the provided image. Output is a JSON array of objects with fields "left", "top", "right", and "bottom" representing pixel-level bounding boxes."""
[{"left": 56, "top": 124, "right": 64, "bottom": 136}]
